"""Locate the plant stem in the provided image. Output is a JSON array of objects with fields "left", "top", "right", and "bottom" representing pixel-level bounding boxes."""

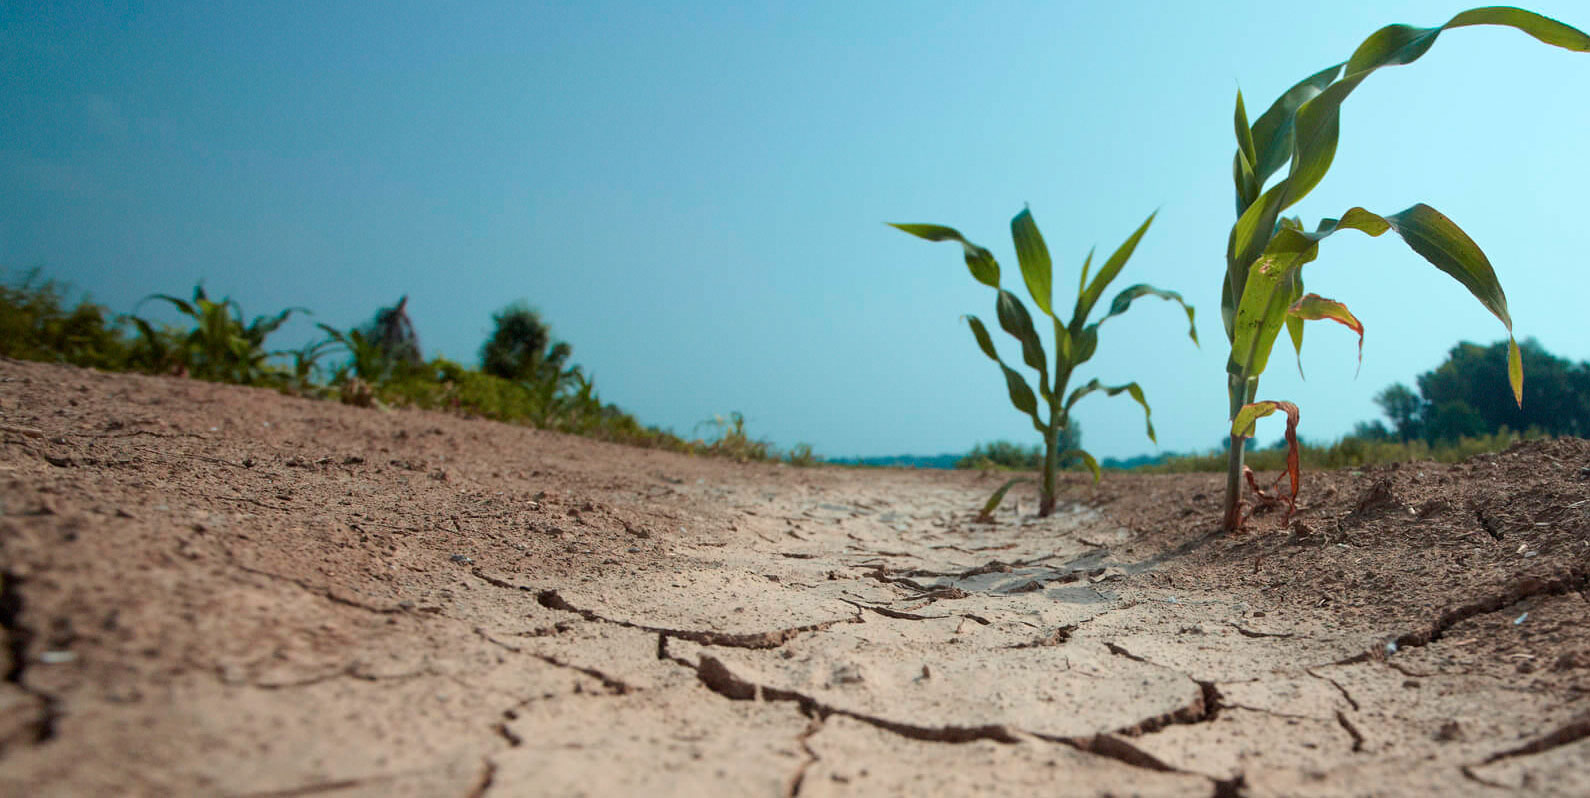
[
  {"left": 1221, "top": 372, "right": 1250, "bottom": 531},
  {"left": 1039, "top": 398, "right": 1059, "bottom": 517}
]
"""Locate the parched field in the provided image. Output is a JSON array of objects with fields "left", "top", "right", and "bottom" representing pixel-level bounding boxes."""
[{"left": 1, "top": 358, "right": 1586, "bottom": 796}]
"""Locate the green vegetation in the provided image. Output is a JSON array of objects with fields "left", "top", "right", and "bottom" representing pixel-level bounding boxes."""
[
  {"left": 1142, "top": 337, "right": 1587, "bottom": 473},
  {"left": 1145, "top": 429, "right": 1537, "bottom": 474},
  {"left": 957, "top": 427, "right": 1082, "bottom": 471},
  {"left": 893, "top": 206, "right": 1196, "bottom": 517},
  {"left": 0, "top": 269, "right": 797, "bottom": 463},
  {"left": 1218, "top": 8, "right": 1590, "bottom": 530}
]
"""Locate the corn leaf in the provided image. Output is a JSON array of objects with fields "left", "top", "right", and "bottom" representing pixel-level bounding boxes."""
[
  {"left": 1076, "top": 212, "right": 1156, "bottom": 323},
  {"left": 1230, "top": 399, "right": 1301, "bottom": 517},
  {"left": 143, "top": 293, "right": 198, "bottom": 320},
  {"left": 966, "top": 315, "right": 1045, "bottom": 430},
  {"left": 1064, "top": 378, "right": 1155, "bottom": 443},
  {"left": 1383, "top": 203, "right": 1522, "bottom": 404},
  {"left": 1232, "top": 90, "right": 1259, "bottom": 211},
  {"left": 994, "top": 290, "right": 1050, "bottom": 398},
  {"left": 1088, "top": 283, "right": 1198, "bottom": 345},
  {"left": 1288, "top": 293, "right": 1364, "bottom": 373},
  {"left": 1077, "top": 246, "right": 1095, "bottom": 300},
  {"left": 1288, "top": 10, "right": 1590, "bottom": 211},
  {"left": 890, "top": 223, "right": 1000, "bottom": 288},
  {"left": 1060, "top": 449, "right": 1101, "bottom": 484},
  {"left": 1011, "top": 208, "right": 1053, "bottom": 318},
  {"left": 1247, "top": 63, "right": 1342, "bottom": 187},
  {"left": 977, "top": 477, "right": 1033, "bottom": 522}
]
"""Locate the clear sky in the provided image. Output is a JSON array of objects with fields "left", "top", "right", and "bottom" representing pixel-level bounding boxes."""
[{"left": 5, "top": 1, "right": 1588, "bottom": 460}]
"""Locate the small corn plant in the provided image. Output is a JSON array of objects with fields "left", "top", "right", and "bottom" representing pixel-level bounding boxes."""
[
  {"left": 894, "top": 207, "right": 1196, "bottom": 517},
  {"left": 1219, "top": 8, "right": 1590, "bottom": 531}
]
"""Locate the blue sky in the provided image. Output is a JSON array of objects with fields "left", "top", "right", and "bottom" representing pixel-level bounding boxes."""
[{"left": 4, "top": 1, "right": 1588, "bottom": 459}]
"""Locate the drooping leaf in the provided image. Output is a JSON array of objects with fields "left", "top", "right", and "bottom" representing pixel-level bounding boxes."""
[
  {"left": 1287, "top": 9, "right": 1590, "bottom": 211},
  {"left": 1287, "top": 293, "right": 1364, "bottom": 374},
  {"left": 1060, "top": 449, "right": 1101, "bottom": 484},
  {"left": 142, "top": 293, "right": 198, "bottom": 320},
  {"left": 965, "top": 315, "right": 1045, "bottom": 430},
  {"left": 1011, "top": 208, "right": 1053, "bottom": 318},
  {"left": 994, "top": 290, "right": 1050, "bottom": 397},
  {"left": 1230, "top": 400, "right": 1302, "bottom": 525},
  {"left": 890, "top": 223, "right": 1000, "bottom": 287},
  {"left": 1064, "top": 378, "right": 1155, "bottom": 443},
  {"left": 1077, "top": 212, "right": 1156, "bottom": 323},
  {"left": 1087, "top": 283, "right": 1198, "bottom": 345}
]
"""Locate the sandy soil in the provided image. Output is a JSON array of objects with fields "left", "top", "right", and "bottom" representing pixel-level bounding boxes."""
[{"left": 1, "top": 357, "right": 1586, "bottom": 797}]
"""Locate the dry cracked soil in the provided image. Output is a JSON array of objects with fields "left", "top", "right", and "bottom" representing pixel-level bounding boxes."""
[{"left": 1, "top": 357, "right": 1588, "bottom": 797}]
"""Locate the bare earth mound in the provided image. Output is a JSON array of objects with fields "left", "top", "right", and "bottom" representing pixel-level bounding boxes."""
[{"left": 1, "top": 358, "right": 1586, "bottom": 796}]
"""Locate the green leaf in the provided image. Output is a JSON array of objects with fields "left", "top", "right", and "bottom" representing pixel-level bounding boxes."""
[
  {"left": 1064, "top": 378, "right": 1155, "bottom": 443},
  {"left": 142, "top": 293, "right": 198, "bottom": 320},
  {"left": 965, "top": 315, "right": 1045, "bottom": 429},
  {"left": 1077, "top": 211, "right": 1156, "bottom": 323},
  {"left": 1382, "top": 204, "right": 1510, "bottom": 328},
  {"left": 1234, "top": 89, "right": 1257, "bottom": 172},
  {"left": 1072, "top": 325, "right": 1098, "bottom": 366},
  {"left": 977, "top": 477, "right": 1033, "bottom": 522},
  {"left": 1247, "top": 63, "right": 1342, "bottom": 186},
  {"left": 1077, "top": 246, "right": 1094, "bottom": 301},
  {"left": 1228, "top": 208, "right": 1385, "bottom": 380},
  {"left": 995, "top": 290, "right": 1050, "bottom": 397},
  {"left": 890, "top": 223, "right": 1001, "bottom": 288},
  {"left": 1288, "top": 9, "right": 1590, "bottom": 211},
  {"left": 1011, "top": 208, "right": 1053, "bottom": 317},
  {"left": 1233, "top": 90, "right": 1259, "bottom": 211},
  {"left": 1382, "top": 203, "right": 1520, "bottom": 405},
  {"left": 1088, "top": 283, "right": 1198, "bottom": 346},
  {"left": 1060, "top": 449, "right": 1101, "bottom": 484}
]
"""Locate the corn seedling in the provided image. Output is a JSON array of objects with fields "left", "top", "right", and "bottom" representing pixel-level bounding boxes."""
[
  {"left": 1219, "top": 8, "right": 1590, "bottom": 531},
  {"left": 894, "top": 207, "right": 1196, "bottom": 517}
]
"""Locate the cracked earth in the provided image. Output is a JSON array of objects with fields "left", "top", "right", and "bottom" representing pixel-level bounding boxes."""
[{"left": 2, "top": 358, "right": 1588, "bottom": 796}]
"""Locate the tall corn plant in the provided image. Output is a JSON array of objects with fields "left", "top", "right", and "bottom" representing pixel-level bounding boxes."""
[
  {"left": 894, "top": 207, "right": 1196, "bottom": 517},
  {"left": 1219, "top": 8, "right": 1590, "bottom": 531}
]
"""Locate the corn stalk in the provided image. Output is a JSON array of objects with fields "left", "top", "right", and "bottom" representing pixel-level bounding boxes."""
[{"left": 1220, "top": 7, "right": 1590, "bottom": 531}]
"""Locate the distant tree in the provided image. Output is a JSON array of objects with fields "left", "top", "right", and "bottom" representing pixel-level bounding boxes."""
[
  {"left": 1374, "top": 383, "right": 1424, "bottom": 442},
  {"left": 1416, "top": 339, "right": 1590, "bottom": 440},
  {"left": 1350, "top": 420, "right": 1392, "bottom": 441},
  {"left": 1355, "top": 339, "right": 1590, "bottom": 445},
  {"left": 480, "top": 302, "right": 572, "bottom": 384}
]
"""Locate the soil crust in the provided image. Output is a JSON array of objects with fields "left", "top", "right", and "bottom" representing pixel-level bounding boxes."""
[{"left": 2, "top": 358, "right": 1587, "bottom": 796}]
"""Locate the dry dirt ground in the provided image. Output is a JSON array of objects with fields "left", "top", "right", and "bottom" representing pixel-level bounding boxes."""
[{"left": 1, "top": 357, "right": 1587, "bottom": 797}]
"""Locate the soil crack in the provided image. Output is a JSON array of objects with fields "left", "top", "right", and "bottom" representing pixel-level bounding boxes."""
[
  {"left": 0, "top": 569, "right": 61, "bottom": 748},
  {"left": 1474, "top": 711, "right": 1590, "bottom": 765},
  {"left": 536, "top": 589, "right": 860, "bottom": 650},
  {"left": 1388, "top": 566, "right": 1588, "bottom": 655},
  {"left": 1305, "top": 667, "right": 1360, "bottom": 712},
  {"left": 1335, "top": 710, "right": 1365, "bottom": 753},
  {"left": 786, "top": 715, "right": 823, "bottom": 798}
]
